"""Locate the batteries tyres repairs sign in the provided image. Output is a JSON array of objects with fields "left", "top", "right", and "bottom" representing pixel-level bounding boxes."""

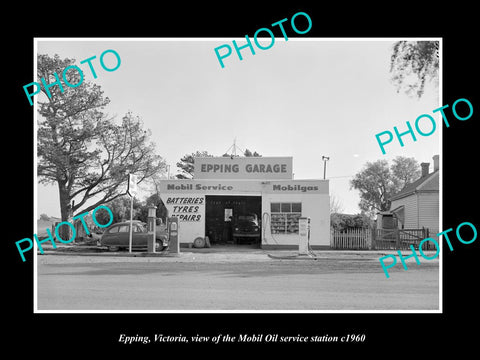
[{"left": 194, "top": 157, "right": 293, "bottom": 179}]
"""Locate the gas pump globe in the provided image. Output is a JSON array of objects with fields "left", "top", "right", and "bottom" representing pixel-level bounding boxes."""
[{"left": 147, "top": 205, "right": 157, "bottom": 252}]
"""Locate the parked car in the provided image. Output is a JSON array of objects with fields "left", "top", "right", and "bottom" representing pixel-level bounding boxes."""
[
  {"left": 233, "top": 213, "right": 261, "bottom": 244},
  {"left": 99, "top": 221, "right": 168, "bottom": 251}
]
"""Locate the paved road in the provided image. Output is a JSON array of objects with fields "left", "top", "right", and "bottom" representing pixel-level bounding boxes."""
[{"left": 36, "top": 250, "right": 439, "bottom": 311}]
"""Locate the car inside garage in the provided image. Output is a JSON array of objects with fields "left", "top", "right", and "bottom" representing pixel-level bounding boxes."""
[{"left": 205, "top": 195, "right": 261, "bottom": 246}]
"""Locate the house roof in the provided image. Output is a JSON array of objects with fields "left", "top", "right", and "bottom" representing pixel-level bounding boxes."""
[{"left": 389, "top": 170, "right": 439, "bottom": 201}]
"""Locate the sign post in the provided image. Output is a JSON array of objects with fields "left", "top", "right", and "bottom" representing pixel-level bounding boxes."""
[{"left": 128, "top": 174, "right": 138, "bottom": 253}]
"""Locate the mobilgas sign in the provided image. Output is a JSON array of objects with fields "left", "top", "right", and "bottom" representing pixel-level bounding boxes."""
[
  {"left": 194, "top": 157, "right": 293, "bottom": 179},
  {"left": 159, "top": 180, "right": 328, "bottom": 194}
]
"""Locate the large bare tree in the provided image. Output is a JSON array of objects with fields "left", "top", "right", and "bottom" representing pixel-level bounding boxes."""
[{"left": 37, "top": 54, "right": 165, "bottom": 236}]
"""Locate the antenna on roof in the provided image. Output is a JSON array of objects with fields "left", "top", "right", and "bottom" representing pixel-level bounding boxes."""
[{"left": 223, "top": 138, "right": 244, "bottom": 158}]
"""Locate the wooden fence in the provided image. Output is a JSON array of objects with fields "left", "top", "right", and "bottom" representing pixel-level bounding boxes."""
[
  {"left": 373, "top": 228, "right": 430, "bottom": 250},
  {"left": 331, "top": 227, "right": 433, "bottom": 250},
  {"left": 331, "top": 228, "right": 371, "bottom": 250}
]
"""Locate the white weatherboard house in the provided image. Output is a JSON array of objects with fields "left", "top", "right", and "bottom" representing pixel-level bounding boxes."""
[
  {"left": 389, "top": 155, "right": 440, "bottom": 238},
  {"left": 158, "top": 156, "right": 330, "bottom": 249}
]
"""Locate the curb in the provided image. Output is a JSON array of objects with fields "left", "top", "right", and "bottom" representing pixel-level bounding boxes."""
[
  {"left": 38, "top": 250, "right": 181, "bottom": 258},
  {"left": 36, "top": 247, "right": 440, "bottom": 262}
]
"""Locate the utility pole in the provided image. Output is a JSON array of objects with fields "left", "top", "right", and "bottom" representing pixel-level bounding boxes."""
[
  {"left": 322, "top": 156, "right": 330, "bottom": 180},
  {"left": 127, "top": 174, "right": 138, "bottom": 253}
]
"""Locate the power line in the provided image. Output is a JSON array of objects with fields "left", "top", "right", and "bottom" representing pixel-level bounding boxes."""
[{"left": 328, "top": 175, "right": 354, "bottom": 179}]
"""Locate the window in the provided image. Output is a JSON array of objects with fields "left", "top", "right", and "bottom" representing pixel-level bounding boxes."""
[
  {"left": 270, "top": 202, "right": 302, "bottom": 234},
  {"left": 117, "top": 225, "right": 130, "bottom": 233},
  {"left": 108, "top": 226, "right": 120, "bottom": 233},
  {"left": 270, "top": 203, "right": 280, "bottom": 213},
  {"left": 134, "top": 224, "right": 146, "bottom": 233},
  {"left": 238, "top": 214, "right": 257, "bottom": 222}
]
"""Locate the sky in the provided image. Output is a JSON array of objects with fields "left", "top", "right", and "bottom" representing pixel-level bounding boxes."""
[{"left": 35, "top": 38, "right": 440, "bottom": 218}]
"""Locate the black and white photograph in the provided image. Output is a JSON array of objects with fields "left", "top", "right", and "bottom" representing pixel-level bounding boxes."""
[
  {"left": 33, "top": 38, "right": 441, "bottom": 312},
  {"left": 7, "top": 4, "right": 478, "bottom": 354}
]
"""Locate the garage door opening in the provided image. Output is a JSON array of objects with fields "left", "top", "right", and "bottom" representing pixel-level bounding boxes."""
[{"left": 205, "top": 195, "right": 262, "bottom": 247}]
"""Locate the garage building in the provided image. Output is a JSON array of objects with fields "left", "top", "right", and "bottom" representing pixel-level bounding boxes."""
[{"left": 158, "top": 156, "right": 330, "bottom": 249}]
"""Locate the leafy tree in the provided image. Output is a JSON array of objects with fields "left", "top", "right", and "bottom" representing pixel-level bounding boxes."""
[
  {"left": 223, "top": 149, "right": 262, "bottom": 157},
  {"left": 244, "top": 149, "right": 262, "bottom": 157},
  {"left": 390, "top": 41, "right": 439, "bottom": 98},
  {"left": 95, "top": 193, "right": 169, "bottom": 228},
  {"left": 331, "top": 213, "right": 371, "bottom": 231},
  {"left": 94, "top": 196, "right": 143, "bottom": 225},
  {"left": 350, "top": 157, "right": 421, "bottom": 216},
  {"left": 136, "top": 193, "right": 169, "bottom": 223},
  {"left": 39, "top": 213, "right": 50, "bottom": 221},
  {"left": 391, "top": 156, "right": 421, "bottom": 190},
  {"left": 37, "top": 54, "right": 165, "bottom": 237},
  {"left": 176, "top": 150, "right": 213, "bottom": 179}
]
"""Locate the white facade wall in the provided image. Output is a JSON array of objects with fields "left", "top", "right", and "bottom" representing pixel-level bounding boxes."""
[
  {"left": 391, "top": 195, "right": 418, "bottom": 229},
  {"left": 159, "top": 179, "right": 330, "bottom": 248},
  {"left": 418, "top": 192, "right": 440, "bottom": 237},
  {"left": 417, "top": 173, "right": 440, "bottom": 238},
  {"left": 262, "top": 193, "right": 330, "bottom": 247},
  {"left": 162, "top": 194, "right": 206, "bottom": 244}
]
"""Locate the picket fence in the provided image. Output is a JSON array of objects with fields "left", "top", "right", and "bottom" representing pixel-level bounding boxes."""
[
  {"left": 330, "top": 228, "right": 371, "bottom": 250},
  {"left": 330, "top": 227, "right": 431, "bottom": 250}
]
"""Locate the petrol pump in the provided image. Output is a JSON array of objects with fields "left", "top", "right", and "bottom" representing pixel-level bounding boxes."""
[
  {"left": 167, "top": 216, "right": 179, "bottom": 254},
  {"left": 147, "top": 205, "right": 157, "bottom": 253},
  {"left": 298, "top": 217, "right": 311, "bottom": 255}
]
